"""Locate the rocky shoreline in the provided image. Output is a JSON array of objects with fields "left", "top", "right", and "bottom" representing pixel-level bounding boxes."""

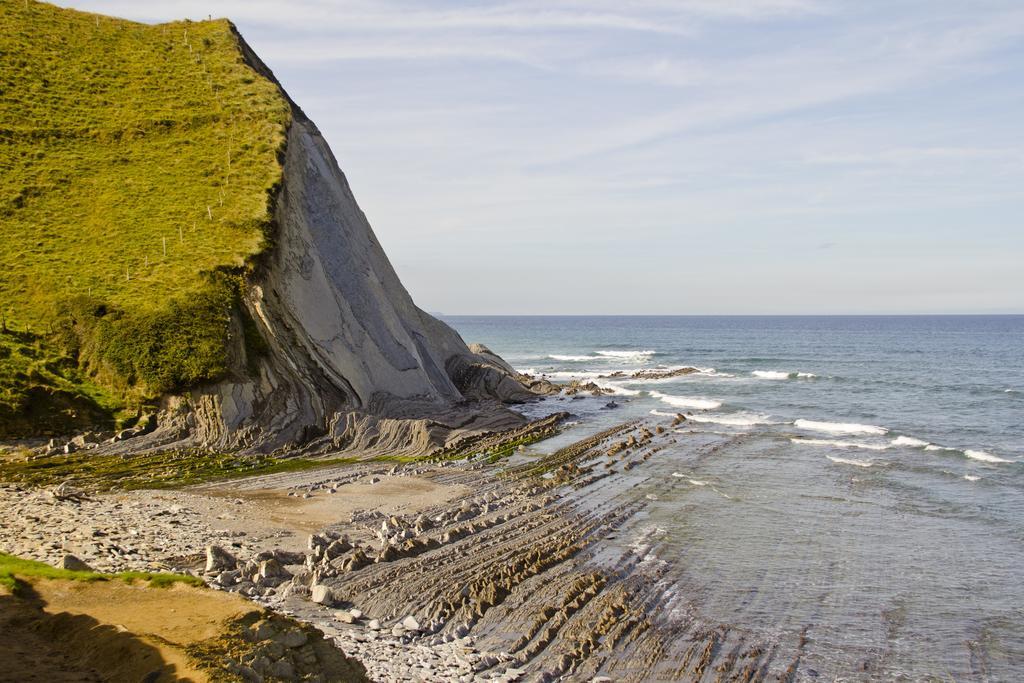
[{"left": 1, "top": 414, "right": 804, "bottom": 681}]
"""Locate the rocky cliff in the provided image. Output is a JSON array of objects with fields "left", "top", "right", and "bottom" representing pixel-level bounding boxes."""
[{"left": 139, "top": 30, "right": 542, "bottom": 455}]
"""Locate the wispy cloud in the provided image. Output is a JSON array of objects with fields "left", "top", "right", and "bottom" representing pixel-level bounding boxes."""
[{"left": 51, "top": 0, "right": 1024, "bottom": 313}]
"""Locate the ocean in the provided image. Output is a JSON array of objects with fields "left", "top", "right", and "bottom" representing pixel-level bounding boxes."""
[{"left": 442, "top": 315, "right": 1023, "bottom": 680}]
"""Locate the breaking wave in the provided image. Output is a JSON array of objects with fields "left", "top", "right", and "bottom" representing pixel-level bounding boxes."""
[
  {"left": 965, "top": 449, "right": 1013, "bottom": 463},
  {"left": 649, "top": 391, "right": 721, "bottom": 410},
  {"left": 596, "top": 349, "right": 656, "bottom": 359},
  {"left": 791, "top": 437, "right": 890, "bottom": 451},
  {"left": 826, "top": 455, "right": 876, "bottom": 468},
  {"left": 685, "top": 412, "right": 780, "bottom": 426},
  {"left": 794, "top": 419, "right": 888, "bottom": 436},
  {"left": 964, "top": 474, "right": 981, "bottom": 482},
  {"left": 892, "top": 435, "right": 931, "bottom": 448},
  {"left": 751, "top": 370, "right": 817, "bottom": 380},
  {"left": 548, "top": 354, "right": 600, "bottom": 362}
]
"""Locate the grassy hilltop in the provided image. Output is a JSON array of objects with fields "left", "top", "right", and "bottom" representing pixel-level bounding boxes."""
[{"left": 0, "top": 0, "right": 290, "bottom": 435}]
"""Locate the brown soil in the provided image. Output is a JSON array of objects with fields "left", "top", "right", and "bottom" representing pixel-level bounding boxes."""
[
  {"left": 0, "top": 579, "right": 256, "bottom": 682},
  {"left": 198, "top": 474, "right": 470, "bottom": 539}
]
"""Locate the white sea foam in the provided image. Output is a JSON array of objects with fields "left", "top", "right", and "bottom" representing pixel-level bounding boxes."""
[
  {"left": 791, "top": 438, "right": 889, "bottom": 451},
  {"left": 965, "top": 449, "right": 1013, "bottom": 463},
  {"left": 688, "top": 478, "right": 709, "bottom": 486},
  {"left": 892, "top": 435, "right": 931, "bottom": 448},
  {"left": 794, "top": 419, "right": 888, "bottom": 436},
  {"left": 536, "top": 370, "right": 607, "bottom": 380},
  {"left": 548, "top": 354, "right": 600, "bottom": 362},
  {"left": 925, "top": 444, "right": 954, "bottom": 452},
  {"left": 751, "top": 370, "right": 817, "bottom": 380},
  {"left": 685, "top": 412, "right": 779, "bottom": 426},
  {"left": 649, "top": 391, "right": 721, "bottom": 410},
  {"left": 594, "top": 381, "right": 641, "bottom": 396},
  {"left": 964, "top": 474, "right": 981, "bottom": 482},
  {"left": 595, "top": 349, "right": 656, "bottom": 359},
  {"left": 826, "top": 455, "right": 875, "bottom": 467},
  {"left": 671, "top": 472, "right": 686, "bottom": 478},
  {"left": 650, "top": 410, "right": 678, "bottom": 417},
  {"left": 752, "top": 370, "right": 789, "bottom": 380}
]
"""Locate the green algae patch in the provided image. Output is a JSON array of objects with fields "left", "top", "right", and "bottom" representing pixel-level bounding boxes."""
[
  {"left": 0, "top": 448, "right": 358, "bottom": 492},
  {"left": 0, "top": 1, "right": 290, "bottom": 434}
]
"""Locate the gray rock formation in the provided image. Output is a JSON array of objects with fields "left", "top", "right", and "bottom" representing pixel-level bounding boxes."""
[{"left": 139, "top": 29, "right": 540, "bottom": 455}]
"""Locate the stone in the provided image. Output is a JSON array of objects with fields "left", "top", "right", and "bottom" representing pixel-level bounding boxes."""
[
  {"left": 61, "top": 554, "right": 93, "bottom": 572},
  {"left": 367, "top": 619, "right": 381, "bottom": 630},
  {"left": 391, "top": 625, "right": 407, "bottom": 637},
  {"left": 205, "top": 544, "right": 236, "bottom": 573},
  {"left": 310, "top": 584, "right": 334, "bottom": 605},
  {"left": 268, "top": 659, "right": 295, "bottom": 679},
  {"left": 216, "top": 570, "right": 240, "bottom": 586},
  {"left": 349, "top": 608, "right": 363, "bottom": 620},
  {"left": 258, "top": 558, "right": 287, "bottom": 579},
  {"left": 254, "top": 620, "right": 278, "bottom": 641},
  {"left": 334, "top": 611, "right": 355, "bottom": 624},
  {"left": 401, "top": 615, "right": 420, "bottom": 632},
  {"left": 276, "top": 629, "right": 308, "bottom": 649}
]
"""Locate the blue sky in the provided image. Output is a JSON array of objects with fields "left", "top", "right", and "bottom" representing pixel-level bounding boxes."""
[{"left": 57, "top": 1, "right": 1024, "bottom": 313}]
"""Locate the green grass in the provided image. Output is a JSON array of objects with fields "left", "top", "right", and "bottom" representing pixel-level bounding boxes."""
[
  {"left": 0, "top": 328, "right": 127, "bottom": 437},
  {"left": 0, "top": 551, "right": 204, "bottom": 593},
  {"left": 0, "top": 1, "right": 290, "bottom": 431},
  {"left": 0, "top": 447, "right": 358, "bottom": 491}
]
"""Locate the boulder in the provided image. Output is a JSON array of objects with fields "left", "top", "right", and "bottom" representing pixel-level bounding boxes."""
[
  {"left": 402, "top": 615, "right": 421, "bottom": 632},
  {"left": 276, "top": 629, "right": 308, "bottom": 649},
  {"left": 61, "top": 554, "right": 93, "bottom": 572},
  {"left": 258, "top": 558, "right": 288, "bottom": 579},
  {"left": 310, "top": 584, "right": 334, "bottom": 606},
  {"left": 205, "top": 545, "right": 237, "bottom": 573}
]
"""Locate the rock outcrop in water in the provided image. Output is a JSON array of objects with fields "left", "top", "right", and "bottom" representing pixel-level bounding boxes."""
[{"left": 137, "top": 32, "right": 539, "bottom": 454}]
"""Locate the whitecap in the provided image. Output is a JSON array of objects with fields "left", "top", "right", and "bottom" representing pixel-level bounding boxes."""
[
  {"left": 596, "top": 349, "right": 656, "bottom": 359},
  {"left": 593, "top": 380, "right": 641, "bottom": 396},
  {"left": 964, "top": 474, "right": 981, "bottom": 482},
  {"left": 685, "top": 412, "right": 780, "bottom": 426},
  {"left": 925, "top": 444, "right": 955, "bottom": 452},
  {"left": 688, "top": 478, "right": 709, "bottom": 486},
  {"left": 650, "top": 409, "right": 679, "bottom": 417},
  {"left": 965, "top": 449, "right": 1013, "bottom": 464},
  {"left": 826, "top": 455, "right": 875, "bottom": 468},
  {"left": 649, "top": 391, "right": 721, "bottom": 410},
  {"left": 548, "top": 354, "right": 599, "bottom": 362},
  {"left": 752, "top": 370, "right": 790, "bottom": 380},
  {"left": 796, "top": 372, "right": 817, "bottom": 378},
  {"left": 791, "top": 437, "right": 889, "bottom": 451},
  {"left": 794, "top": 419, "right": 888, "bottom": 436},
  {"left": 671, "top": 472, "right": 686, "bottom": 478},
  {"left": 892, "top": 435, "right": 930, "bottom": 448}
]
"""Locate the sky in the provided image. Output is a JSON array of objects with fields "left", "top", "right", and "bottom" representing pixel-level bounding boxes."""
[{"left": 55, "top": 0, "right": 1024, "bottom": 314}]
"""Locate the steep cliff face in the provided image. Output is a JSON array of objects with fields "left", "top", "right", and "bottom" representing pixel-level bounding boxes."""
[{"left": 143, "top": 35, "right": 538, "bottom": 454}]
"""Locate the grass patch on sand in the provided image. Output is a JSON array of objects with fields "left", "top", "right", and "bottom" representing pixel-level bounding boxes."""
[
  {"left": 0, "top": 1, "right": 290, "bottom": 430},
  {"left": 0, "top": 448, "right": 357, "bottom": 491},
  {"left": 0, "top": 552, "right": 203, "bottom": 593}
]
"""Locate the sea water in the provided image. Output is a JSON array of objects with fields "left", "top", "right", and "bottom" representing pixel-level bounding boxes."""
[{"left": 443, "top": 315, "right": 1023, "bottom": 680}]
